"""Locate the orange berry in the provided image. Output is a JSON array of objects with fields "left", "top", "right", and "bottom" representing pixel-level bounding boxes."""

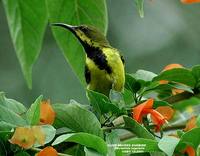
[
  {"left": 36, "top": 146, "right": 58, "bottom": 156},
  {"left": 40, "top": 100, "right": 56, "bottom": 125}
]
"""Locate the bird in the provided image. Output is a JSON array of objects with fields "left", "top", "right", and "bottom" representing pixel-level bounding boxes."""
[{"left": 51, "top": 23, "right": 125, "bottom": 96}]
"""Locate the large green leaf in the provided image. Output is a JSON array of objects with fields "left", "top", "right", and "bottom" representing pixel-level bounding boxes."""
[
  {"left": 0, "top": 92, "right": 26, "bottom": 114},
  {"left": 0, "top": 121, "right": 16, "bottom": 131},
  {"left": 53, "top": 103, "right": 103, "bottom": 137},
  {"left": 46, "top": 0, "right": 108, "bottom": 84},
  {"left": 125, "top": 74, "right": 141, "bottom": 93},
  {"left": 153, "top": 100, "right": 171, "bottom": 109},
  {"left": 84, "top": 147, "right": 103, "bottom": 156},
  {"left": 0, "top": 94, "right": 26, "bottom": 127},
  {"left": 26, "top": 95, "right": 43, "bottom": 125},
  {"left": 192, "top": 65, "right": 200, "bottom": 88},
  {"left": 87, "top": 90, "right": 121, "bottom": 115},
  {"left": 122, "top": 89, "right": 135, "bottom": 106},
  {"left": 106, "top": 131, "right": 122, "bottom": 156},
  {"left": 158, "top": 136, "right": 180, "bottom": 156},
  {"left": 0, "top": 105, "right": 27, "bottom": 126},
  {"left": 14, "top": 151, "right": 31, "bottom": 156},
  {"left": 134, "top": 0, "right": 144, "bottom": 18},
  {"left": 173, "top": 97, "right": 200, "bottom": 111},
  {"left": 122, "top": 138, "right": 161, "bottom": 153},
  {"left": 52, "top": 132, "right": 107, "bottom": 155},
  {"left": 123, "top": 116, "right": 155, "bottom": 140},
  {"left": 153, "top": 68, "right": 196, "bottom": 87},
  {"left": 65, "top": 144, "right": 85, "bottom": 156},
  {"left": 196, "top": 115, "right": 200, "bottom": 127},
  {"left": 176, "top": 128, "right": 200, "bottom": 151},
  {"left": 2, "top": 0, "right": 47, "bottom": 88},
  {"left": 134, "top": 70, "right": 157, "bottom": 82},
  {"left": 109, "top": 89, "right": 125, "bottom": 106},
  {"left": 0, "top": 140, "right": 7, "bottom": 156}
]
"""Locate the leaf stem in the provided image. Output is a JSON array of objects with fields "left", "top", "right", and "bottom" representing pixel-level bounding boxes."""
[{"left": 163, "top": 124, "right": 185, "bottom": 131}]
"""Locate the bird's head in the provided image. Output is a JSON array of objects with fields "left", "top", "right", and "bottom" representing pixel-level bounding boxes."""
[{"left": 51, "top": 23, "right": 110, "bottom": 48}]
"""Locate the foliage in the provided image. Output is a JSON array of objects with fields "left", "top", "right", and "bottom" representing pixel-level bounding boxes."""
[{"left": 1, "top": 0, "right": 200, "bottom": 156}]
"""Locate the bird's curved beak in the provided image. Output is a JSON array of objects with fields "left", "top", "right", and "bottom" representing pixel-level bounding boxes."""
[{"left": 51, "top": 23, "right": 77, "bottom": 34}]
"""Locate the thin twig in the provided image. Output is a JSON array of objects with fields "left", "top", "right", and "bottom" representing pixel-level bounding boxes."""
[
  {"left": 163, "top": 124, "right": 185, "bottom": 131},
  {"left": 119, "top": 124, "right": 185, "bottom": 141},
  {"left": 164, "top": 92, "right": 200, "bottom": 104}
]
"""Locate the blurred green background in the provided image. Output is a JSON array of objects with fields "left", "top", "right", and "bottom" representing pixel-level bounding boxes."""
[{"left": 0, "top": 0, "right": 200, "bottom": 105}]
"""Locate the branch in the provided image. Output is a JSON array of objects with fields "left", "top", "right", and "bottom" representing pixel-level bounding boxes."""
[
  {"left": 163, "top": 124, "right": 185, "bottom": 131},
  {"left": 119, "top": 124, "right": 185, "bottom": 141},
  {"left": 164, "top": 91, "right": 200, "bottom": 104}
]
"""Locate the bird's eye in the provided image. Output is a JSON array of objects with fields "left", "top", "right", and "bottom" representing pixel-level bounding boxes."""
[{"left": 80, "top": 27, "right": 89, "bottom": 33}]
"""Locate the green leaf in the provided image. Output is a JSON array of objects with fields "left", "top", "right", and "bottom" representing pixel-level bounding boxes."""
[
  {"left": 153, "top": 100, "right": 171, "bottom": 109},
  {"left": 52, "top": 132, "right": 107, "bottom": 155},
  {"left": 125, "top": 74, "right": 141, "bottom": 93},
  {"left": 84, "top": 147, "right": 103, "bottom": 156},
  {"left": 153, "top": 68, "right": 196, "bottom": 87},
  {"left": 123, "top": 116, "right": 155, "bottom": 140},
  {"left": 122, "top": 89, "right": 135, "bottom": 106},
  {"left": 34, "top": 125, "right": 56, "bottom": 147},
  {"left": 0, "top": 140, "right": 7, "bottom": 156},
  {"left": 0, "top": 92, "right": 27, "bottom": 114},
  {"left": 134, "top": 70, "right": 157, "bottom": 82},
  {"left": 142, "top": 81, "right": 160, "bottom": 93},
  {"left": 176, "top": 130, "right": 184, "bottom": 138},
  {"left": 196, "top": 115, "right": 200, "bottom": 127},
  {"left": 0, "top": 121, "right": 16, "bottom": 131},
  {"left": 65, "top": 144, "right": 85, "bottom": 156},
  {"left": 131, "top": 154, "right": 150, "bottom": 156},
  {"left": 122, "top": 138, "right": 161, "bottom": 153},
  {"left": 26, "top": 95, "right": 43, "bottom": 125},
  {"left": 168, "top": 83, "right": 193, "bottom": 93},
  {"left": 109, "top": 90, "right": 125, "bottom": 109},
  {"left": 14, "top": 151, "right": 31, "bottom": 156},
  {"left": 176, "top": 128, "right": 200, "bottom": 151},
  {"left": 150, "top": 152, "right": 165, "bottom": 156},
  {"left": 106, "top": 131, "right": 122, "bottom": 156},
  {"left": 0, "top": 130, "right": 12, "bottom": 141},
  {"left": 192, "top": 65, "right": 200, "bottom": 78},
  {"left": 2, "top": 0, "right": 47, "bottom": 88},
  {"left": 158, "top": 136, "right": 180, "bottom": 156},
  {"left": 87, "top": 90, "right": 121, "bottom": 115},
  {"left": 0, "top": 105, "right": 27, "bottom": 126},
  {"left": 53, "top": 103, "right": 103, "bottom": 138},
  {"left": 152, "top": 84, "right": 172, "bottom": 92},
  {"left": 192, "top": 65, "right": 200, "bottom": 88},
  {"left": 46, "top": 0, "right": 108, "bottom": 84},
  {"left": 56, "top": 127, "right": 73, "bottom": 135},
  {"left": 134, "top": 0, "right": 144, "bottom": 18},
  {"left": 173, "top": 97, "right": 200, "bottom": 111}
]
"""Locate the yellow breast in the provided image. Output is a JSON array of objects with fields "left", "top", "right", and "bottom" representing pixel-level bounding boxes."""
[
  {"left": 86, "top": 47, "right": 125, "bottom": 95},
  {"left": 103, "top": 47, "right": 125, "bottom": 91}
]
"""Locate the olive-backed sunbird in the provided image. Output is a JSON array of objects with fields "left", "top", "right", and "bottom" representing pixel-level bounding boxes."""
[{"left": 51, "top": 23, "right": 125, "bottom": 96}]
